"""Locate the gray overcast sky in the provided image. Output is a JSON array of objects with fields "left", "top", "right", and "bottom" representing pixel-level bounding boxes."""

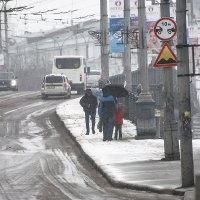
[
  {"left": 5, "top": 0, "right": 199, "bottom": 35},
  {"left": 7, "top": 0, "right": 100, "bottom": 34}
]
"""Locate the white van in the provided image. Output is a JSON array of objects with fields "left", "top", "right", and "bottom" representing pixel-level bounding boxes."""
[{"left": 41, "top": 74, "right": 71, "bottom": 99}]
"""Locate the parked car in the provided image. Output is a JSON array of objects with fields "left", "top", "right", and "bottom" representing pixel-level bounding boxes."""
[
  {"left": 86, "top": 70, "right": 101, "bottom": 88},
  {"left": 41, "top": 74, "right": 71, "bottom": 99},
  {"left": 0, "top": 72, "right": 18, "bottom": 91}
]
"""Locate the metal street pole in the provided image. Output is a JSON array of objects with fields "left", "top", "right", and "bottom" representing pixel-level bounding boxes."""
[
  {"left": 77, "top": 32, "right": 92, "bottom": 87},
  {"left": 160, "top": 0, "right": 180, "bottom": 161},
  {"left": 124, "top": 0, "right": 132, "bottom": 92},
  {"left": 1, "top": 0, "right": 12, "bottom": 71},
  {"left": 53, "top": 36, "right": 73, "bottom": 55},
  {"left": 176, "top": 0, "right": 194, "bottom": 187},
  {"left": 136, "top": 0, "right": 156, "bottom": 139},
  {"left": 0, "top": 7, "right": 2, "bottom": 53},
  {"left": 4, "top": 2, "right": 9, "bottom": 71},
  {"left": 137, "top": 0, "right": 151, "bottom": 96},
  {"left": 196, "top": 175, "right": 200, "bottom": 200},
  {"left": 100, "top": 0, "right": 109, "bottom": 82},
  {"left": 77, "top": 32, "right": 91, "bottom": 60}
]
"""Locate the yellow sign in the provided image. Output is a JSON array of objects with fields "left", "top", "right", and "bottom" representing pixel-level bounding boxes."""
[{"left": 153, "top": 42, "right": 177, "bottom": 67}]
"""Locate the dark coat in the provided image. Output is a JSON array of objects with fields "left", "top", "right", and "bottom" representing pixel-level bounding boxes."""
[{"left": 80, "top": 94, "right": 98, "bottom": 113}]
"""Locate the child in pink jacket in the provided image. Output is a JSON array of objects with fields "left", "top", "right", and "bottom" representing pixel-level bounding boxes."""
[{"left": 114, "top": 104, "right": 124, "bottom": 140}]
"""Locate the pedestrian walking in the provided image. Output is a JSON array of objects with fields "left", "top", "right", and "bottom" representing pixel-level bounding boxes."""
[
  {"left": 97, "top": 102, "right": 103, "bottom": 132},
  {"left": 114, "top": 104, "right": 124, "bottom": 140},
  {"left": 80, "top": 88, "right": 98, "bottom": 135},
  {"left": 98, "top": 89, "right": 116, "bottom": 141},
  {"left": 90, "top": 88, "right": 103, "bottom": 133}
]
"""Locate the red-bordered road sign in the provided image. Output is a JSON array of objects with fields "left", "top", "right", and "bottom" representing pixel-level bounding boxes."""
[
  {"left": 153, "top": 42, "right": 177, "bottom": 67},
  {"left": 154, "top": 17, "right": 177, "bottom": 41}
]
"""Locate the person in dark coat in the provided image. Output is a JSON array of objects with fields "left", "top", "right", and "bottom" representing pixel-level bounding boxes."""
[
  {"left": 98, "top": 89, "right": 116, "bottom": 141},
  {"left": 80, "top": 88, "right": 98, "bottom": 135}
]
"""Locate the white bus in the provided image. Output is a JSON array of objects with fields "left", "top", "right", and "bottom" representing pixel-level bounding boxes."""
[{"left": 52, "top": 55, "right": 87, "bottom": 94}]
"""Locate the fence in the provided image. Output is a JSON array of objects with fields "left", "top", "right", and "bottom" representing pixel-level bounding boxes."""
[
  {"left": 109, "top": 67, "right": 198, "bottom": 138},
  {"left": 109, "top": 67, "right": 166, "bottom": 123}
]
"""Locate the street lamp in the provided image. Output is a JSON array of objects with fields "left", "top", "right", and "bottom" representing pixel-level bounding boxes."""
[
  {"left": 77, "top": 31, "right": 92, "bottom": 60},
  {"left": 76, "top": 31, "right": 94, "bottom": 87},
  {"left": 50, "top": 35, "right": 73, "bottom": 55},
  {"left": 41, "top": 31, "right": 73, "bottom": 56}
]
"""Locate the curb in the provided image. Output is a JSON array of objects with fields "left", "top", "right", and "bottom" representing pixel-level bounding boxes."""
[{"left": 55, "top": 111, "right": 185, "bottom": 198}]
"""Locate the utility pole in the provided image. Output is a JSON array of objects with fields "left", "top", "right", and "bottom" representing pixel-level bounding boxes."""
[
  {"left": 0, "top": 6, "right": 2, "bottom": 53},
  {"left": 176, "top": 0, "right": 194, "bottom": 187},
  {"left": 124, "top": 0, "right": 132, "bottom": 92},
  {"left": 4, "top": 2, "right": 9, "bottom": 71},
  {"left": 100, "top": 0, "right": 109, "bottom": 82},
  {"left": 188, "top": 0, "right": 194, "bottom": 25},
  {"left": 196, "top": 175, "right": 200, "bottom": 200},
  {"left": 0, "top": 0, "right": 11, "bottom": 71},
  {"left": 71, "top": 0, "right": 74, "bottom": 26},
  {"left": 75, "top": 25, "right": 78, "bottom": 55},
  {"left": 160, "top": 0, "right": 180, "bottom": 160},
  {"left": 136, "top": 0, "right": 156, "bottom": 139}
]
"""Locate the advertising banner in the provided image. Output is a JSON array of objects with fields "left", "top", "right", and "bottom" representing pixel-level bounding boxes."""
[
  {"left": 130, "top": 0, "right": 138, "bottom": 17},
  {"left": 108, "top": 0, "right": 178, "bottom": 54},
  {"left": 110, "top": 18, "right": 124, "bottom": 53},
  {"left": 109, "top": 0, "right": 124, "bottom": 53},
  {"left": 146, "top": 5, "right": 160, "bottom": 22},
  {"left": 109, "top": 0, "right": 124, "bottom": 18}
]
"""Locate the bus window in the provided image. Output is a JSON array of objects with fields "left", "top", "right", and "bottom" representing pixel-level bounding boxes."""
[{"left": 55, "top": 58, "right": 81, "bottom": 69}]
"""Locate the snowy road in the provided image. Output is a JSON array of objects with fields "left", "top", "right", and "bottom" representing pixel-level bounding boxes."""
[{"left": 0, "top": 91, "right": 183, "bottom": 200}]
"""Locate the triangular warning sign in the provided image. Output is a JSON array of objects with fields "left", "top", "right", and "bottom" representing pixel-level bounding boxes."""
[{"left": 153, "top": 42, "right": 177, "bottom": 67}]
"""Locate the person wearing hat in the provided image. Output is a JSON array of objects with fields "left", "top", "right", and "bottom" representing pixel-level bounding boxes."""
[{"left": 80, "top": 88, "right": 98, "bottom": 135}]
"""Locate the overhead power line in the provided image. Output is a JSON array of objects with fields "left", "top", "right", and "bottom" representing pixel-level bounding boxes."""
[
  {"left": 53, "top": 9, "right": 78, "bottom": 14},
  {"left": 73, "top": 14, "right": 95, "bottom": 19},
  {"left": 1, "top": 6, "right": 34, "bottom": 12}
]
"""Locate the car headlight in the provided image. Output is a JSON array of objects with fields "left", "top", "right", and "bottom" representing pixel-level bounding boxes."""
[{"left": 11, "top": 79, "right": 17, "bottom": 86}]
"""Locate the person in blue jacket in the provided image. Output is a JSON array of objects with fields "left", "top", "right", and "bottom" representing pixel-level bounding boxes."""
[{"left": 98, "top": 88, "right": 116, "bottom": 141}]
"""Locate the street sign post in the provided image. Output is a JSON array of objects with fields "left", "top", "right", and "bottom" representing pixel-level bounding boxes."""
[{"left": 154, "top": 17, "right": 177, "bottom": 41}]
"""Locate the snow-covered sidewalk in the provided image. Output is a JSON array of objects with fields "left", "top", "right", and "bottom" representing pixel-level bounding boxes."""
[{"left": 56, "top": 97, "right": 200, "bottom": 199}]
